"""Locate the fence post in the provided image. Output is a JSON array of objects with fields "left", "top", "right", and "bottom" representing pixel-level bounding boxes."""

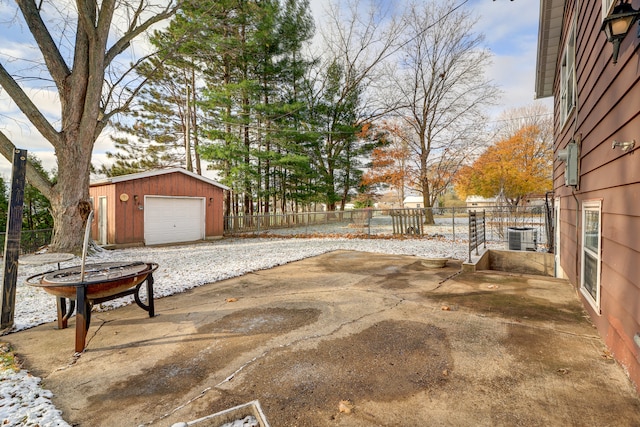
[
  {"left": 1, "top": 149, "right": 27, "bottom": 330},
  {"left": 452, "top": 207, "right": 456, "bottom": 242},
  {"left": 483, "top": 209, "right": 487, "bottom": 249},
  {"left": 469, "top": 211, "right": 478, "bottom": 262}
]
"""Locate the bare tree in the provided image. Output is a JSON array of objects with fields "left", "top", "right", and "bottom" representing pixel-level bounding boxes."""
[
  {"left": 493, "top": 103, "right": 554, "bottom": 143},
  {"left": 0, "top": 1, "right": 179, "bottom": 252},
  {"left": 394, "top": 0, "right": 499, "bottom": 223},
  {"left": 304, "top": 0, "right": 405, "bottom": 210}
]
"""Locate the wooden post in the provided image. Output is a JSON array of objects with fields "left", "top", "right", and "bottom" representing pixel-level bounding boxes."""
[{"left": 1, "top": 149, "right": 27, "bottom": 330}]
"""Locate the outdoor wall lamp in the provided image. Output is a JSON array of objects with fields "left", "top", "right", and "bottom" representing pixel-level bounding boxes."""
[
  {"left": 601, "top": 0, "right": 640, "bottom": 64},
  {"left": 612, "top": 139, "right": 635, "bottom": 151}
]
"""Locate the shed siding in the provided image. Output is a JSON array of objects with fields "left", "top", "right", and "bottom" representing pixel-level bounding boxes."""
[
  {"left": 90, "top": 171, "right": 225, "bottom": 246},
  {"left": 89, "top": 183, "right": 116, "bottom": 244},
  {"left": 552, "top": 0, "right": 640, "bottom": 391}
]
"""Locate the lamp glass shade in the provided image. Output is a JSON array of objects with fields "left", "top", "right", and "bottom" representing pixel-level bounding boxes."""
[
  {"left": 610, "top": 14, "right": 636, "bottom": 36},
  {"left": 602, "top": 1, "right": 640, "bottom": 40}
]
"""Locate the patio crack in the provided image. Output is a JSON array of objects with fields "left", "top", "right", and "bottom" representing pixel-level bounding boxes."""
[
  {"left": 215, "top": 295, "right": 406, "bottom": 388},
  {"left": 146, "top": 296, "right": 406, "bottom": 425}
]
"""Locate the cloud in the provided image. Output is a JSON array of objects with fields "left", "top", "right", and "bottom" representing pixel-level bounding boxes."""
[
  {"left": 0, "top": 0, "right": 552, "bottom": 182},
  {"left": 468, "top": 0, "right": 540, "bottom": 51}
]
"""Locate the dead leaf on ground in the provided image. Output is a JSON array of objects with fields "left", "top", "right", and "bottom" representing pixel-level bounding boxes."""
[
  {"left": 601, "top": 349, "right": 613, "bottom": 360},
  {"left": 339, "top": 400, "right": 354, "bottom": 414}
]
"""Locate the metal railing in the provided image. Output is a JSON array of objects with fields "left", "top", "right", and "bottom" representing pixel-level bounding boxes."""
[
  {"left": 224, "top": 205, "right": 550, "bottom": 249},
  {"left": 0, "top": 228, "right": 53, "bottom": 256},
  {"left": 468, "top": 210, "right": 486, "bottom": 262}
]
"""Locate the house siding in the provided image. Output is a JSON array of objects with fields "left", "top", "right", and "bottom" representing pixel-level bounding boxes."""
[
  {"left": 89, "top": 170, "right": 225, "bottom": 246},
  {"left": 550, "top": 0, "right": 640, "bottom": 391}
]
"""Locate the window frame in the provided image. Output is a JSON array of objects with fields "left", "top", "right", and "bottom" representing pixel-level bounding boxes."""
[
  {"left": 602, "top": 0, "right": 616, "bottom": 20},
  {"left": 580, "top": 200, "right": 602, "bottom": 313},
  {"left": 560, "top": 23, "right": 576, "bottom": 126}
]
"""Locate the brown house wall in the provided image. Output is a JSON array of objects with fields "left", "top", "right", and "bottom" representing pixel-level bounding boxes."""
[
  {"left": 89, "top": 171, "right": 225, "bottom": 245},
  {"left": 553, "top": 0, "right": 640, "bottom": 391}
]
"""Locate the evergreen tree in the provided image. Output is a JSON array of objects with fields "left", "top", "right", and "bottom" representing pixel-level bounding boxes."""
[
  {"left": 0, "top": 176, "right": 8, "bottom": 232},
  {"left": 99, "top": 61, "right": 190, "bottom": 177},
  {"left": 199, "top": 0, "right": 316, "bottom": 214},
  {"left": 99, "top": 0, "right": 214, "bottom": 177},
  {"left": 303, "top": 59, "right": 364, "bottom": 210},
  {"left": 22, "top": 156, "right": 53, "bottom": 230}
]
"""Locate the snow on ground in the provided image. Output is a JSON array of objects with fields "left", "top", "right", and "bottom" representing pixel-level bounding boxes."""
[{"left": 1, "top": 236, "right": 494, "bottom": 426}]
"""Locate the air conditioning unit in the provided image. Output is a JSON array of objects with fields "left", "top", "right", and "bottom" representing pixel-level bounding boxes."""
[{"left": 506, "top": 227, "right": 537, "bottom": 251}]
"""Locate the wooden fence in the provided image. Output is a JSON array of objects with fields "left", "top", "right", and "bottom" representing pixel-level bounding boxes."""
[{"left": 390, "top": 209, "right": 424, "bottom": 236}]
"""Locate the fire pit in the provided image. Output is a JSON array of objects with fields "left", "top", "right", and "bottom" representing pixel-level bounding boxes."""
[
  {"left": 24, "top": 208, "right": 160, "bottom": 353},
  {"left": 27, "top": 261, "right": 158, "bottom": 353},
  {"left": 34, "top": 261, "right": 156, "bottom": 299}
]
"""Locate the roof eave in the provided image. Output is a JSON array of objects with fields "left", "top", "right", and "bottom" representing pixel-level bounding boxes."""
[
  {"left": 90, "top": 168, "right": 231, "bottom": 191},
  {"left": 535, "top": 0, "right": 565, "bottom": 99}
]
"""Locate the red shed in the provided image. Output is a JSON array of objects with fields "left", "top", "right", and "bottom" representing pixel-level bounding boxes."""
[{"left": 89, "top": 168, "right": 229, "bottom": 247}]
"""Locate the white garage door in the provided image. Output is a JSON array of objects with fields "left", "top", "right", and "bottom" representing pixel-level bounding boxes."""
[{"left": 144, "top": 196, "right": 205, "bottom": 245}]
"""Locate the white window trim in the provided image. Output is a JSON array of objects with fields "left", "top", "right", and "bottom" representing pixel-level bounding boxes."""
[
  {"left": 560, "top": 23, "right": 576, "bottom": 126},
  {"left": 580, "top": 200, "right": 602, "bottom": 314},
  {"left": 602, "top": 0, "right": 616, "bottom": 21}
]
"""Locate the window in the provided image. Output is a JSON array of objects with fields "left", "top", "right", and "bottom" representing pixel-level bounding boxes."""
[
  {"left": 560, "top": 23, "right": 576, "bottom": 125},
  {"left": 581, "top": 200, "right": 602, "bottom": 313}
]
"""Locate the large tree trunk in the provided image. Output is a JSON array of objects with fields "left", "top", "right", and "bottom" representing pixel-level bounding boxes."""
[
  {"left": 48, "top": 136, "right": 95, "bottom": 253},
  {"left": 0, "top": 1, "right": 178, "bottom": 254},
  {"left": 420, "top": 147, "right": 435, "bottom": 225},
  {"left": 421, "top": 180, "right": 434, "bottom": 225}
]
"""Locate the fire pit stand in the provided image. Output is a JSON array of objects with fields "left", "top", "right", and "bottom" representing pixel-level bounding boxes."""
[
  {"left": 25, "top": 210, "right": 160, "bottom": 353},
  {"left": 27, "top": 262, "right": 159, "bottom": 353}
]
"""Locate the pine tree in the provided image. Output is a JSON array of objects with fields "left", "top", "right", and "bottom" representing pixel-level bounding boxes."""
[
  {"left": 199, "top": 0, "right": 316, "bottom": 214},
  {"left": 0, "top": 176, "right": 8, "bottom": 232},
  {"left": 22, "top": 156, "right": 54, "bottom": 230}
]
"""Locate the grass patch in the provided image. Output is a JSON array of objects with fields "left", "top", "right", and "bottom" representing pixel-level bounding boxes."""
[{"left": 0, "top": 342, "right": 20, "bottom": 371}]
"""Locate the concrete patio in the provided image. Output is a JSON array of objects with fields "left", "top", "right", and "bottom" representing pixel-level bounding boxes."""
[{"left": 5, "top": 250, "right": 640, "bottom": 426}]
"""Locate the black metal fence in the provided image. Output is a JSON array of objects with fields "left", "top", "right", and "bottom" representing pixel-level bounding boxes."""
[
  {"left": 224, "top": 205, "right": 550, "bottom": 250},
  {"left": 0, "top": 228, "right": 53, "bottom": 256},
  {"left": 468, "top": 210, "right": 487, "bottom": 261}
]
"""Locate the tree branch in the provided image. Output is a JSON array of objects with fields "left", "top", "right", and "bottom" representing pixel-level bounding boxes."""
[
  {"left": 96, "top": 0, "right": 116, "bottom": 46},
  {"left": 15, "top": 0, "right": 70, "bottom": 89},
  {"left": 104, "top": 1, "right": 181, "bottom": 67},
  {"left": 0, "top": 131, "right": 54, "bottom": 200},
  {"left": 0, "top": 63, "right": 62, "bottom": 147},
  {"left": 76, "top": 0, "right": 99, "bottom": 43}
]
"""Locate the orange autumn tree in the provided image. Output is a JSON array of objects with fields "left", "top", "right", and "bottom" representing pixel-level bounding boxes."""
[
  {"left": 454, "top": 125, "right": 552, "bottom": 208},
  {"left": 362, "top": 123, "right": 414, "bottom": 206}
]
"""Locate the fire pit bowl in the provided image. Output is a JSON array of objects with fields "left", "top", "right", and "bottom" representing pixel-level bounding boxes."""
[
  {"left": 28, "top": 261, "right": 158, "bottom": 300},
  {"left": 24, "top": 211, "right": 160, "bottom": 353},
  {"left": 26, "top": 261, "right": 159, "bottom": 353}
]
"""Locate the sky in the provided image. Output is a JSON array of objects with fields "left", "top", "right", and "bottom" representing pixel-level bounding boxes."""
[{"left": 0, "top": 0, "right": 552, "bottom": 181}]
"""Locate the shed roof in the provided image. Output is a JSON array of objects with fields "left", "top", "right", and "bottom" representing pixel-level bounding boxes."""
[
  {"left": 535, "top": 0, "right": 565, "bottom": 99},
  {"left": 403, "top": 196, "right": 423, "bottom": 203},
  {"left": 465, "top": 195, "right": 497, "bottom": 203},
  {"left": 90, "top": 168, "right": 230, "bottom": 191}
]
